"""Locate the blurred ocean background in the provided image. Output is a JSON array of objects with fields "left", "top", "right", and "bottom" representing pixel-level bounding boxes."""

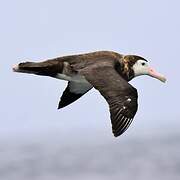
[{"left": 0, "top": 128, "right": 179, "bottom": 180}]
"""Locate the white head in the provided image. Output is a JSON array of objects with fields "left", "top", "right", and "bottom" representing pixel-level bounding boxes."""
[{"left": 132, "top": 59, "right": 166, "bottom": 82}]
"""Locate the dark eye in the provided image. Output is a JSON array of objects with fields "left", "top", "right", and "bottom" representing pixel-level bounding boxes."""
[{"left": 141, "top": 62, "right": 145, "bottom": 66}]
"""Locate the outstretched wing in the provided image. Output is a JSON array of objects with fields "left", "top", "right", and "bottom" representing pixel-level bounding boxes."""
[
  {"left": 58, "top": 81, "right": 92, "bottom": 109},
  {"left": 81, "top": 65, "right": 138, "bottom": 137}
]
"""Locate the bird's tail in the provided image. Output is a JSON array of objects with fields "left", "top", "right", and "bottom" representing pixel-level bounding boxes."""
[{"left": 12, "top": 60, "right": 63, "bottom": 76}]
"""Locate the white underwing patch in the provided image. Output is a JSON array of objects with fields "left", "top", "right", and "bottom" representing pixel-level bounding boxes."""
[
  {"left": 56, "top": 73, "right": 92, "bottom": 94},
  {"left": 69, "top": 81, "right": 92, "bottom": 94}
]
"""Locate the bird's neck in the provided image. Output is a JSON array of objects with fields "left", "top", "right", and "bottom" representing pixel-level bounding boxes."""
[{"left": 115, "top": 61, "right": 134, "bottom": 81}]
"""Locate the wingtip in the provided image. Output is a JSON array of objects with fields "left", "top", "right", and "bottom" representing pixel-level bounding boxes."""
[
  {"left": 113, "top": 131, "right": 124, "bottom": 138},
  {"left": 113, "top": 131, "right": 119, "bottom": 137},
  {"left": 57, "top": 103, "right": 66, "bottom": 109},
  {"left": 57, "top": 105, "right": 62, "bottom": 110},
  {"left": 113, "top": 134, "right": 119, "bottom": 138}
]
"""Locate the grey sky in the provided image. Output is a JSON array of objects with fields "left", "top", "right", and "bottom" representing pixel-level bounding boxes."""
[{"left": 1, "top": 0, "right": 179, "bottom": 140}]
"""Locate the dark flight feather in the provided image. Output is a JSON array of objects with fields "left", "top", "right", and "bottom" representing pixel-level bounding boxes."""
[
  {"left": 81, "top": 64, "right": 138, "bottom": 137},
  {"left": 58, "top": 82, "right": 92, "bottom": 109}
]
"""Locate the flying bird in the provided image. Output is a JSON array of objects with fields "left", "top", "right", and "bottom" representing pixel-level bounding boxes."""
[{"left": 13, "top": 51, "right": 166, "bottom": 137}]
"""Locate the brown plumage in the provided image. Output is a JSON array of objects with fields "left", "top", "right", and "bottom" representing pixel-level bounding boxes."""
[{"left": 13, "top": 51, "right": 165, "bottom": 137}]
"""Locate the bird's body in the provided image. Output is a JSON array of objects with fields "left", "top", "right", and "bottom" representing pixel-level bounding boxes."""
[{"left": 13, "top": 51, "right": 166, "bottom": 137}]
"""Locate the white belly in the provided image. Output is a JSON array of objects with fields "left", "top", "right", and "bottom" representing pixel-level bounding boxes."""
[
  {"left": 56, "top": 73, "right": 93, "bottom": 94},
  {"left": 56, "top": 73, "right": 89, "bottom": 83}
]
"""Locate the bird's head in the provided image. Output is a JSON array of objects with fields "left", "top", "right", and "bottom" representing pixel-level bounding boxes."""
[{"left": 122, "top": 55, "right": 166, "bottom": 82}]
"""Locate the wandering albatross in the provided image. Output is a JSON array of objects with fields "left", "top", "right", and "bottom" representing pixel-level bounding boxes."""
[{"left": 12, "top": 51, "right": 166, "bottom": 137}]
